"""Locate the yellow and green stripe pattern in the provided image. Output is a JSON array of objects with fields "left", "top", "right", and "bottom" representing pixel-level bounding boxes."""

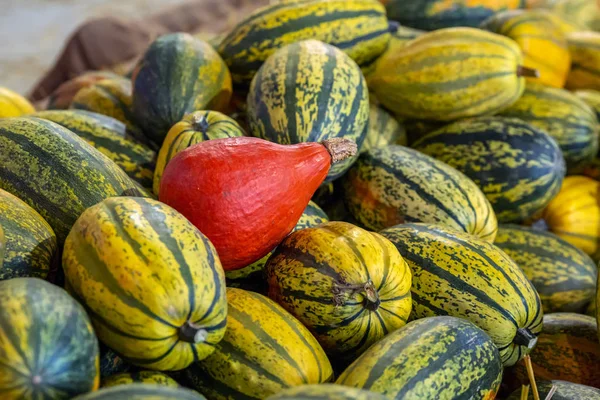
[
  {"left": 266, "top": 384, "right": 387, "bottom": 400},
  {"left": 73, "top": 384, "right": 206, "bottom": 400},
  {"left": 101, "top": 371, "right": 178, "bottom": 389},
  {"left": 361, "top": 104, "right": 407, "bottom": 153}
]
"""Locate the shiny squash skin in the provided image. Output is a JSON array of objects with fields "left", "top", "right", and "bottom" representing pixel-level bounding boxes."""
[
  {"left": 566, "top": 31, "right": 600, "bottom": 91},
  {"left": 101, "top": 371, "right": 178, "bottom": 388},
  {"left": 0, "top": 87, "right": 35, "bottom": 117}
]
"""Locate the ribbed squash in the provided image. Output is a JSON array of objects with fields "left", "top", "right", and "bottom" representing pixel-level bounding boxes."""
[
  {"left": 184, "top": 288, "right": 333, "bottom": 400},
  {"left": 507, "top": 380, "right": 600, "bottom": 399},
  {"left": 247, "top": 40, "right": 369, "bottom": 181},
  {"left": 99, "top": 344, "right": 131, "bottom": 379},
  {"left": 0, "top": 278, "right": 99, "bottom": 399},
  {"left": 495, "top": 225, "right": 597, "bottom": 313},
  {"left": 541, "top": 176, "right": 600, "bottom": 257},
  {"left": 33, "top": 110, "right": 156, "bottom": 189},
  {"left": 342, "top": 145, "right": 498, "bottom": 241},
  {"left": 73, "top": 384, "right": 206, "bottom": 400},
  {"left": 480, "top": 9, "right": 571, "bottom": 88},
  {"left": 132, "top": 33, "right": 232, "bottom": 146},
  {"left": 0, "top": 117, "right": 147, "bottom": 245},
  {"left": 381, "top": 223, "right": 543, "bottom": 366},
  {"left": 361, "top": 104, "right": 407, "bottom": 153},
  {"left": 217, "top": 0, "right": 390, "bottom": 84},
  {"left": 567, "top": 31, "right": 600, "bottom": 90},
  {"left": 266, "top": 221, "right": 412, "bottom": 360},
  {"left": 500, "top": 82, "right": 599, "bottom": 172},
  {"left": 266, "top": 384, "right": 387, "bottom": 400},
  {"left": 0, "top": 87, "right": 35, "bottom": 117},
  {"left": 336, "top": 316, "right": 503, "bottom": 399},
  {"left": 153, "top": 110, "right": 245, "bottom": 195},
  {"left": 413, "top": 117, "right": 566, "bottom": 223},
  {"left": 575, "top": 89, "right": 600, "bottom": 120},
  {"left": 369, "top": 27, "right": 530, "bottom": 121},
  {"left": 0, "top": 188, "right": 56, "bottom": 280},
  {"left": 102, "top": 371, "right": 178, "bottom": 388},
  {"left": 225, "top": 200, "right": 329, "bottom": 294},
  {"left": 62, "top": 197, "right": 227, "bottom": 371}
]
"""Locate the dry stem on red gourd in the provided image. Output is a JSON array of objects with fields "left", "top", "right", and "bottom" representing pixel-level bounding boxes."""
[{"left": 321, "top": 138, "right": 357, "bottom": 164}]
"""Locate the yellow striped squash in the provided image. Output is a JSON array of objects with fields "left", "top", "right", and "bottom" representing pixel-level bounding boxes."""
[
  {"left": 336, "top": 316, "right": 503, "bottom": 399},
  {"left": 62, "top": 197, "right": 227, "bottom": 371},
  {"left": 480, "top": 9, "right": 571, "bottom": 88},
  {"left": 0, "top": 278, "right": 100, "bottom": 399},
  {"left": 500, "top": 82, "right": 599, "bottom": 173},
  {"left": 266, "top": 221, "right": 412, "bottom": 360},
  {"left": 73, "top": 384, "right": 206, "bottom": 400},
  {"left": 184, "top": 288, "right": 333, "bottom": 400},
  {"left": 153, "top": 110, "right": 245, "bottom": 195},
  {"left": 541, "top": 175, "right": 600, "bottom": 257},
  {"left": 361, "top": 104, "right": 407, "bottom": 153},
  {"left": 101, "top": 371, "right": 178, "bottom": 388},
  {"left": 217, "top": 0, "right": 390, "bottom": 84},
  {"left": 531, "top": 0, "right": 600, "bottom": 30},
  {"left": 380, "top": 223, "right": 543, "bottom": 366},
  {"left": 342, "top": 145, "right": 498, "bottom": 241},
  {"left": 507, "top": 380, "right": 600, "bottom": 399},
  {"left": 368, "top": 27, "right": 530, "bottom": 121},
  {"left": 566, "top": 31, "right": 600, "bottom": 90},
  {"left": 0, "top": 87, "right": 34, "bottom": 118},
  {"left": 575, "top": 89, "right": 600, "bottom": 120},
  {"left": 266, "top": 384, "right": 387, "bottom": 400}
]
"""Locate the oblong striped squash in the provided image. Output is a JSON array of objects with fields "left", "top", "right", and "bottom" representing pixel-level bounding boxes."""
[
  {"left": 336, "top": 316, "right": 503, "bottom": 399},
  {"left": 385, "top": 0, "right": 525, "bottom": 31},
  {"left": 217, "top": 0, "right": 390, "bottom": 84},
  {"left": 500, "top": 82, "right": 599, "bottom": 172},
  {"left": 225, "top": 200, "right": 329, "bottom": 294},
  {"left": 62, "top": 197, "right": 227, "bottom": 371},
  {"left": 575, "top": 89, "right": 600, "bottom": 120},
  {"left": 0, "top": 188, "right": 56, "bottom": 281},
  {"left": 266, "top": 384, "right": 387, "bottom": 400},
  {"left": 33, "top": 110, "right": 156, "bottom": 189},
  {"left": 380, "top": 223, "right": 543, "bottom": 366},
  {"left": 0, "top": 117, "right": 147, "bottom": 245},
  {"left": 342, "top": 145, "right": 498, "bottom": 241},
  {"left": 0, "top": 87, "right": 35, "bottom": 117},
  {"left": 102, "top": 371, "right": 178, "bottom": 388},
  {"left": 541, "top": 176, "right": 600, "bottom": 257},
  {"left": 0, "top": 277, "right": 99, "bottom": 399},
  {"left": 507, "top": 380, "right": 600, "bottom": 400},
  {"left": 132, "top": 33, "right": 232, "bottom": 146},
  {"left": 99, "top": 344, "right": 131, "bottom": 379},
  {"left": 73, "top": 384, "right": 206, "bottom": 400},
  {"left": 413, "top": 117, "right": 566, "bottom": 223},
  {"left": 247, "top": 40, "right": 369, "bottom": 181},
  {"left": 361, "top": 104, "right": 407, "bottom": 153},
  {"left": 184, "top": 288, "right": 333, "bottom": 400},
  {"left": 566, "top": 31, "right": 600, "bottom": 90},
  {"left": 512, "top": 313, "right": 600, "bottom": 388},
  {"left": 495, "top": 225, "right": 597, "bottom": 313},
  {"left": 153, "top": 110, "right": 245, "bottom": 195},
  {"left": 369, "top": 27, "right": 529, "bottom": 121},
  {"left": 266, "top": 221, "right": 412, "bottom": 360}
]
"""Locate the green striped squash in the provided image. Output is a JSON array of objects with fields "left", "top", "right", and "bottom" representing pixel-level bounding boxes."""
[
  {"left": 266, "top": 221, "right": 412, "bottom": 360},
  {"left": 225, "top": 200, "right": 329, "bottom": 294},
  {"left": 369, "top": 27, "right": 529, "bottom": 121},
  {"left": 99, "top": 344, "right": 131, "bottom": 379},
  {"left": 336, "top": 316, "right": 503, "bottom": 399},
  {"left": 33, "top": 110, "right": 156, "bottom": 189},
  {"left": 500, "top": 82, "right": 599, "bottom": 173},
  {"left": 575, "top": 89, "right": 600, "bottom": 120},
  {"left": 102, "top": 371, "right": 178, "bottom": 388},
  {"left": 132, "top": 33, "right": 232, "bottom": 146},
  {"left": 567, "top": 31, "right": 600, "bottom": 90},
  {"left": 342, "top": 145, "right": 498, "bottom": 241},
  {"left": 413, "top": 117, "right": 566, "bottom": 223},
  {"left": 494, "top": 225, "right": 597, "bottom": 313},
  {"left": 73, "top": 384, "right": 206, "bottom": 400},
  {"left": 266, "top": 384, "right": 387, "bottom": 400},
  {"left": 153, "top": 110, "right": 245, "bottom": 195},
  {"left": 62, "top": 197, "right": 227, "bottom": 371},
  {"left": 247, "top": 40, "right": 369, "bottom": 181},
  {"left": 0, "top": 225, "right": 4, "bottom": 269},
  {"left": 185, "top": 288, "right": 333, "bottom": 400},
  {"left": 0, "top": 188, "right": 56, "bottom": 281},
  {"left": 0, "top": 277, "right": 100, "bottom": 399},
  {"left": 0, "top": 117, "right": 148, "bottom": 245},
  {"left": 217, "top": 0, "right": 390, "bottom": 84},
  {"left": 361, "top": 104, "right": 407, "bottom": 153},
  {"left": 507, "top": 380, "right": 600, "bottom": 400},
  {"left": 380, "top": 223, "right": 543, "bottom": 366}
]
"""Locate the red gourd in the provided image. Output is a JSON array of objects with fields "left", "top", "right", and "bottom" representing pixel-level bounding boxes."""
[{"left": 159, "top": 136, "right": 356, "bottom": 271}]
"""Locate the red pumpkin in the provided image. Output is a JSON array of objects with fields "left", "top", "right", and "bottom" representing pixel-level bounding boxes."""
[{"left": 159, "top": 136, "right": 355, "bottom": 270}]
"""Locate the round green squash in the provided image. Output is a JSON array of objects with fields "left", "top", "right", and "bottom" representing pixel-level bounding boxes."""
[
  {"left": 336, "top": 316, "right": 503, "bottom": 399},
  {"left": 361, "top": 104, "right": 407, "bottom": 153},
  {"left": 62, "top": 197, "right": 227, "bottom": 371},
  {"left": 266, "top": 384, "right": 387, "bottom": 400},
  {"left": 132, "top": 33, "right": 232, "bottom": 146},
  {"left": 72, "top": 384, "right": 206, "bottom": 400},
  {"left": 0, "top": 277, "right": 100, "bottom": 399},
  {"left": 413, "top": 117, "right": 566, "bottom": 223},
  {"left": 247, "top": 40, "right": 369, "bottom": 181},
  {"left": 507, "top": 380, "right": 600, "bottom": 400},
  {"left": 101, "top": 371, "right": 178, "bottom": 388}
]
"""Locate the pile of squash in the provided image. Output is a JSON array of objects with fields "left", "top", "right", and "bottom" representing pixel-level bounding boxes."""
[{"left": 3, "top": 0, "right": 600, "bottom": 399}]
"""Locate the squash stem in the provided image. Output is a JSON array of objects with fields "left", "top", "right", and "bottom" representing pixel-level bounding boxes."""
[
  {"left": 388, "top": 20, "right": 400, "bottom": 33},
  {"left": 179, "top": 321, "right": 208, "bottom": 344},
  {"left": 332, "top": 280, "right": 381, "bottom": 311},
  {"left": 516, "top": 66, "right": 540, "bottom": 78},
  {"left": 321, "top": 138, "right": 358, "bottom": 164},
  {"left": 514, "top": 328, "right": 538, "bottom": 349}
]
